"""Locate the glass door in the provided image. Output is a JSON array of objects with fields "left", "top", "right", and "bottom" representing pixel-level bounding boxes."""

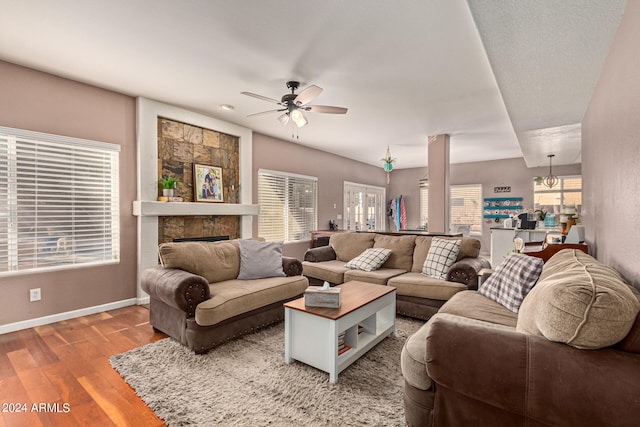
[{"left": 343, "top": 182, "right": 386, "bottom": 231}]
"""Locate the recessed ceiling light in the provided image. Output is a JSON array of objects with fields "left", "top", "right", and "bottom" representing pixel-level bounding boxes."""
[{"left": 220, "top": 104, "right": 234, "bottom": 111}]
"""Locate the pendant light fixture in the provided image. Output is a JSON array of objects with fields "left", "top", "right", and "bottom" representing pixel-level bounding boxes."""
[{"left": 543, "top": 154, "right": 559, "bottom": 189}]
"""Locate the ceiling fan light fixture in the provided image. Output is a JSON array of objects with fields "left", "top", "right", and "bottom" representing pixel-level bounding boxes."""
[
  {"left": 277, "top": 113, "right": 290, "bottom": 125},
  {"left": 290, "top": 109, "right": 308, "bottom": 128},
  {"left": 242, "top": 81, "right": 345, "bottom": 132}
]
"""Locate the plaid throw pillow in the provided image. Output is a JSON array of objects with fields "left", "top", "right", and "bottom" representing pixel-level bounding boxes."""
[
  {"left": 479, "top": 253, "right": 544, "bottom": 312},
  {"left": 422, "top": 238, "right": 462, "bottom": 279},
  {"left": 345, "top": 248, "right": 392, "bottom": 272}
]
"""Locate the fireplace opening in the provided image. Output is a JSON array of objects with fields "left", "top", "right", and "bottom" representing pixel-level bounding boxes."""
[{"left": 173, "top": 236, "right": 230, "bottom": 243}]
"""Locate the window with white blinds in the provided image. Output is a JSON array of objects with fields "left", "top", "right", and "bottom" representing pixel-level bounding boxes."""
[
  {"left": 0, "top": 126, "right": 120, "bottom": 276},
  {"left": 534, "top": 175, "right": 582, "bottom": 210},
  {"left": 450, "top": 184, "right": 482, "bottom": 236},
  {"left": 419, "top": 179, "right": 428, "bottom": 229},
  {"left": 258, "top": 169, "right": 317, "bottom": 242}
]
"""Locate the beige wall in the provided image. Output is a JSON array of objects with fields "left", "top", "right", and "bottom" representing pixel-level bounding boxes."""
[
  {"left": 389, "top": 158, "right": 581, "bottom": 255},
  {"left": 0, "top": 61, "right": 137, "bottom": 325},
  {"left": 7, "top": 0, "right": 637, "bottom": 327},
  {"left": 582, "top": 1, "right": 640, "bottom": 289},
  {"left": 252, "top": 132, "right": 387, "bottom": 259}
]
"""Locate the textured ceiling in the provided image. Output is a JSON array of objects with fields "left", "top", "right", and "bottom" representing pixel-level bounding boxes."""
[
  {"left": 467, "top": 0, "right": 626, "bottom": 167},
  {"left": 0, "top": 0, "right": 626, "bottom": 169}
]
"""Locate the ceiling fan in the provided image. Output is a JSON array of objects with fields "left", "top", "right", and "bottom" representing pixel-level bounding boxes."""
[{"left": 241, "top": 81, "right": 348, "bottom": 129}]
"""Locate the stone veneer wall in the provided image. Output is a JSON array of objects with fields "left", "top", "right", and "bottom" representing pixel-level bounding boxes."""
[{"left": 157, "top": 117, "right": 240, "bottom": 243}]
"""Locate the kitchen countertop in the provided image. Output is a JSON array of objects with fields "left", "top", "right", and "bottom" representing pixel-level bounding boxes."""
[{"left": 490, "top": 227, "right": 562, "bottom": 232}]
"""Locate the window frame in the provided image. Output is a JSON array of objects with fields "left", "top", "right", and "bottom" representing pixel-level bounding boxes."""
[
  {"left": 449, "top": 184, "right": 483, "bottom": 237},
  {"left": 533, "top": 175, "right": 582, "bottom": 211},
  {"left": 343, "top": 181, "right": 386, "bottom": 232},
  {"left": 257, "top": 169, "right": 318, "bottom": 243},
  {"left": 0, "top": 126, "right": 120, "bottom": 277},
  {"left": 418, "top": 179, "right": 428, "bottom": 230}
]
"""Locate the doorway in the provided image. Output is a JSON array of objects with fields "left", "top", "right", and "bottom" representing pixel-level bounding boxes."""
[{"left": 343, "top": 182, "right": 386, "bottom": 231}]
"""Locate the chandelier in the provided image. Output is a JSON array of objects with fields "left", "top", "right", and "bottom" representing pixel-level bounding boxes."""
[{"left": 543, "top": 154, "right": 559, "bottom": 189}]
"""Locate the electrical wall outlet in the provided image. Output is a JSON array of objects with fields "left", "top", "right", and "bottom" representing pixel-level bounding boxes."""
[{"left": 29, "top": 288, "right": 41, "bottom": 302}]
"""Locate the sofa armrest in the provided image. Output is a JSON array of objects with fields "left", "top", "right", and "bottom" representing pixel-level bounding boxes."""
[
  {"left": 446, "top": 257, "right": 491, "bottom": 289},
  {"left": 477, "top": 267, "right": 494, "bottom": 287},
  {"left": 426, "top": 313, "right": 640, "bottom": 426},
  {"left": 303, "top": 245, "right": 337, "bottom": 262},
  {"left": 141, "top": 266, "right": 211, "bottom": 317},
  {"left": 282, "top": 256, "right": 303, "bottom": 276}
]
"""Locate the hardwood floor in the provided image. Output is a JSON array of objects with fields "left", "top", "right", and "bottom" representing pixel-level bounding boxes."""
[{"left": 0, "top": 305, "right": 168, "bottom": 426}]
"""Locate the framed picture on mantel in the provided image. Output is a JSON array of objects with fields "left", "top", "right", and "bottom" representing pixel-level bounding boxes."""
[{"left": 194, "top": 164, "right": 224, "bottom": 203}]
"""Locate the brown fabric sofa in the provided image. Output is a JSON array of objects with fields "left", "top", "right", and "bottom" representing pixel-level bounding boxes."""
[
  {"left": 141, "top": 240, "right": 309, "bottom": 354},
  {"left": 401, "top": 248, "right": 640, "bottom": 426},
  {"left": 302, "top": 232, "right": 490, "bottom": 319}
]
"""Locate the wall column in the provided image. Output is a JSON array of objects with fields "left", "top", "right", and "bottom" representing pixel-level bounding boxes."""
[{"left": 427, "top": 134, "right": 450, "bottom": 232}]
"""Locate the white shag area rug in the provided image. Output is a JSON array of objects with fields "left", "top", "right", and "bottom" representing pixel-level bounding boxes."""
[{"left": 110, "top": 316, "right": 424, "bottom": 427}]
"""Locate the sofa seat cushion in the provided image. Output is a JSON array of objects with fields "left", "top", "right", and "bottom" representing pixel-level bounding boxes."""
[
  {"left": 302, "top": 260, "right": 349, "bottom": 284},
  {"left": 195, "top": 276, "right": 309, "bottom": 327},
  {"left": 517, "top": 249, "right": 640, "bottom": 349},
  {"left": 388, "top": 272, "right": 467, "bottom": 301},
  {"left": 343, "top": 268, "right": 406, "bottom": 285},
  {"left": 439, "top": 290, "right": 518, "bottom": 328},
  {"left": 401, "top": 319, "right": 433, "bottom": 391}
]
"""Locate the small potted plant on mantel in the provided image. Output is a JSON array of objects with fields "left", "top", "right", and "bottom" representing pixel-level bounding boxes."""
[{"left": 159, "top": 176, "right": 177, "bottom": 201}]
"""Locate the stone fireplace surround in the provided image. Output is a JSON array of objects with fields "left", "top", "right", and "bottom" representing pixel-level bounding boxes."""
[
  {"left": 156, "top": 117, "right": 241, "bottom": 244},
  {"left": 135, "top": 97, "right": 256, "bottom": 302}
]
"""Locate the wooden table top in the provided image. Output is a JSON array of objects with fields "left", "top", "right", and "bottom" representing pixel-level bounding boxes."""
[{"left": 284, "top": 281, "right": 396, "bottom": 320}]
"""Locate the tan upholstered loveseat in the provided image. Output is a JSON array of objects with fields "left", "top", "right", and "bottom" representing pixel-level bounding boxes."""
[
  {"left": 142, "top": 239, "right": 309, "bottom": 354},
  {"left": 401, "top": 247, "right": 640, "bottom": 426},
  {"left": 302, "top": 232, "right": 490, "bottom": 319}
]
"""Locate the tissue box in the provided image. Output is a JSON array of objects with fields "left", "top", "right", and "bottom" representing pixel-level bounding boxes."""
[{"left": 304, "top": 287, "right": 342, "bottom": 308}]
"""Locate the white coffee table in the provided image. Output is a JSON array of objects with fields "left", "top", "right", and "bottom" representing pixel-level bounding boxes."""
[{"left": 284, "top": 281, "right": 396, "bottom": 383}]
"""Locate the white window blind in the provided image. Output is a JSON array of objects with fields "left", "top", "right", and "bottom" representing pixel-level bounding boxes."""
[
  {"left": 0, "top": 126, "right": 120, "bottom": 276},
  {"left": 258, "top": 169, "right": 317, "bottom": 242},
  {"left": 419, "top": 179, "right": 428, "bottom": 229},
  {"left": 450, "top": 184, "right": 482, "bottom": 236}
]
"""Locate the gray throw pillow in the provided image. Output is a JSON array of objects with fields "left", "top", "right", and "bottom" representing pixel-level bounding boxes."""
[
  {"left": 479, "top": 253, "right": 543, "bottom": 312},
  {"left": 237, "top": 239, "right": 285, "bottom": 280},
  {"left": 422, "top": 237, "right": 461, "bottom": 279}
]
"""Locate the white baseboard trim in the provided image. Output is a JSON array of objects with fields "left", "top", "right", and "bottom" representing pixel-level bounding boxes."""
[
  {"left": 0, "top": 298, "right": 139, "bottom": 335},
  {"left": 137, "top": 295, "right": 150, "bottom": 305}
]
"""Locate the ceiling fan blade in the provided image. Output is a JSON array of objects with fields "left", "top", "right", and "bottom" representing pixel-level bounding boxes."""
[
  {"left": 247, "top": 109, "right": 284, "bottom": 117},
  {"left": 305, "top": 105, "right": 348, "bottom": 114},
  {"left": 294, "top": 85, "right": 322, "bottom": 106},
  {"left": 241, "top": 92, "right": 282, "bottom": 105}
]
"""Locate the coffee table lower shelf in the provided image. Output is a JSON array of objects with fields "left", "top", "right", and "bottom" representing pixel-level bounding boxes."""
[{"left": 284, "top": 282, "right": 396, "bottom": 383}]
